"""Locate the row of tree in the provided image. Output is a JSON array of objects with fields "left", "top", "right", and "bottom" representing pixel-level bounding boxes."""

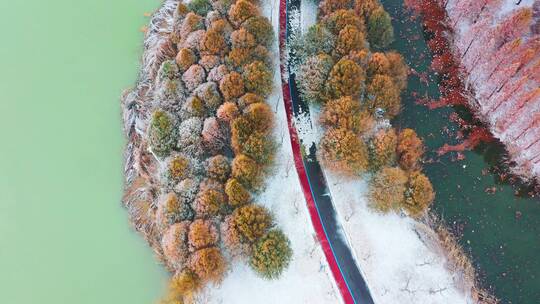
[
  {"left": 143, "top": 1, "right": 292, "bottom": 303},
  {"left": 295, "top": 0, "right": 435, "bottom": 217}
]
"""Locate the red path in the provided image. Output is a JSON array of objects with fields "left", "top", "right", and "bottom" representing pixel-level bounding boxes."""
[{"left": 278, "top": 0, "right": 354, "bottom": 302}]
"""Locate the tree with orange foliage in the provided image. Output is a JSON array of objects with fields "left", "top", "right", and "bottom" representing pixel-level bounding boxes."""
[
  {"left": 231, "top": 116, "right": 254, "bottom": 153},
  {"left": 167, "top": 154, "right": 191, "bottom": 182},
  {"left": 228, "top": 0, "right": 259, "bottom": 27},
  {"left": 319, "top": 96, "right": 363, "bottom": 133},
  {"left": 238, "top": 92, "right": 264, "bottom": 109},
  {"left": 216, "top": 101, "right": 240, "bottom": 122},
  {"left": 404, "top": 171, "right": 435, "bottom": 217},
  {"left": 318, "top": 128, "right": 369, "bottom": 176},
  {"left": 231, "top": 28, "right": 257, "bottom": 49},
  {"left": 166, "top": 270, "right": 200, "bottom": 301},
  {"left": 327, "top": 58, "right": 365, "bottom": 99},
  {"left": 397, "top": 128, "right": 424, "bottom": 170},
  {"left": 161, "top": 222, "right": 191, "bottom": 270},
  {"left": 176, "top": 48, "right": 198, "bottom": 72},
  {"left": 180, "top": 12, "right": 205, "bottom": 39},
  {"left": 193, "top": 188, "right": 225, "bottom": 217},
  {"left": 335, "top": 25, "right": 366, "bottom": 57},
  {"left": 199, "top": 28, "right": 228, "bottom": 55},
  {"left": 227, "top": 203, "right": 273, "bottom": 244},
  {"left": 219, "top": 71, "right": 245, "bottom": 100},
  {"left": 242, "top": 131, "right": 275, "bottom": 165},
  {"left": 205, "top": 155, "right": 231, "bottom": 182},
  {"left": 232, "top": 154, "right": 263, "bottom": 189},
  {"left": 369, "top": 166, "right": 407, "bottom": 213},
  {"left": 189, "top": 247, "right": 227, "bottom": 283},
  {"left": 367, "top": 52, "right": 391, "bottom": 79},
  {"left": 368, "top": 128, "right": 397, "bottom": 171},
  {"left": 231, "top": 103, "right": 274, "bottom": 153},
  {"left": 226, "top": 45, "right": 272, "bottom": 70},
  {"left": 188, "top": 219, "right": 219, "bottom": 251},
  {"left": 244, "top": 102, "right": 274, "bottom": 131},
  {"left": 242, "top": 61, "right": 273, "bottom": 97},
  {"left": 386, "top": 51, "right": 408, "bottom": 91},
  {"left": 225, "top": 178, "right": 251, "bottom": 207},
  {"left": 365, "top": 74, "right": 401, "bottom": 117}
]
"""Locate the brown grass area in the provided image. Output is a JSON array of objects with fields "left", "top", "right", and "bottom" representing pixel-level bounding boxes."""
[{"left": 415, "top": 214, "right": 499, "bottom": 304}]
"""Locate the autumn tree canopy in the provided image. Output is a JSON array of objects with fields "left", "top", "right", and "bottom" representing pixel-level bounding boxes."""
[
  {"left": 318, "top": 128, "right": 369, "bottom": 176},
  {"left": 250, "top": 229, "right": 292, "bottom": 279},
  {"left": 369, "top": 167, "right": 408, "bottom": 212},
  {"left": 327, "top": 58, "right": 365, "bottom": 99}
]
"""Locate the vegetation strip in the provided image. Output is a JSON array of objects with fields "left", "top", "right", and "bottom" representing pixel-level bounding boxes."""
[
  {"left": 279, "top": 0, "right": 372, "bottom": 303},
  {"left": 122, "top": 0, "right": 294, "bottom": 302}
]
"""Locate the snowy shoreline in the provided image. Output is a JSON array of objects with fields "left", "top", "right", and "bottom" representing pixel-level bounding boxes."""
[{"left": 443, "top": 0, "right": 540, "bottom": 181}]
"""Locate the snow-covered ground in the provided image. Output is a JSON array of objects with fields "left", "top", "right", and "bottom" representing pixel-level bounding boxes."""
[
  {"left": 290, "top": 1, "right": 475, "bottom": 303},
  {"left": 194, "top": 1, "right": 342, "bottom": 302},
  {"left": 325, "top": 173, "right": 473, "bottom": 304}
]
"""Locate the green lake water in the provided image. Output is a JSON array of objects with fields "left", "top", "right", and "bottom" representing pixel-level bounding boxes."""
[
  {"left": 381, "top": 1, "right": 540, "bottom": 303},
  {"left": 0, "top": 1, "right": 167, "bottom": 303}
]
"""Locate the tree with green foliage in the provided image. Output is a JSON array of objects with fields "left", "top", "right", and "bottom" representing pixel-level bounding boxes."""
[
  {"left": 322, "top": 9, "right": 364, "bottom": 35},
  {"left": 242, "top": 16, "right": 274, "bottom": 47},
  {"left": 148, "top": 110, "right": 178, "bottom": 158},
  {"left": 250, "top": 229, "right": 292, "bottom": 279},
  {"left": 157, "top": 193, "right": 195, "bottom": 231},
  {"left": 242, "top": 61, "right": 273, "bottom": 97},
  {"left": 367, "top": 7, "right": 394, "bottom": 49},
  {"left": 187, "top": 0, "right": 212, "bottom": 16},
  {"left": 295, "top": 24, "right": 336, "bottom": 59}
]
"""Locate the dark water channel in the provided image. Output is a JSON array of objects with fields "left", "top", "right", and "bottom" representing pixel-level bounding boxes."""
[{"left": 380, "top": 1, "right": 540, "bottom": 303}]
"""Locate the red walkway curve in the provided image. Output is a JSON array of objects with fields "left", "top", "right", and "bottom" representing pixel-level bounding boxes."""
[{"left": 278, "top": 0, "right": 354, "bottom": 302}]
